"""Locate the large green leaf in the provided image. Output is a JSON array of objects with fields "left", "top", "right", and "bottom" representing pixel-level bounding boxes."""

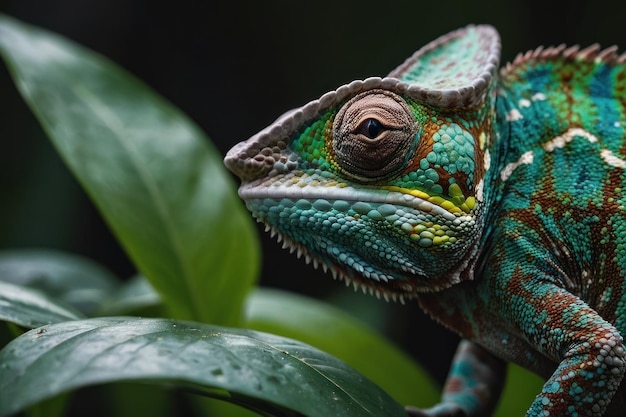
[
  {"left": 0, "top": 281, "right": 83, "bottom": 328},
  {"left": 0, "top": 14, "right": 259, "bottom": 324},
  {"left": 97, "top": 275, "right": 162, "bottom": 316},
  {"left": 93, "top": 280, "right": 439, "bottom": 408},
  {"left": 245, "top": 289, "right": 438, "bottom": 408},
  {"left": 0, "top": 249, "right": 119, "bottom": 315},
  {"left": 0, "top": 317, "right": 407, "bottom": 417}
]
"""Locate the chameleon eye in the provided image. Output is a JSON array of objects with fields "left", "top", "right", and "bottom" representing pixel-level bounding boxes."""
[
  {"left": 354, "top": 118, "right": 385, "bottom": 139},
  {"left": 332, "top": 90, "right": 418, "bottom": 182}
]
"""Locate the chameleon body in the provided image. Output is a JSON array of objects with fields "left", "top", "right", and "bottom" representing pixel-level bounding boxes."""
[{"left": 224, "top": 25, "right": 626, "bottom": 416}]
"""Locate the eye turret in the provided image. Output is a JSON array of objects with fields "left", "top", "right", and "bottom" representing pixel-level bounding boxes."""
[{"left": 332, "top": 90, "right": 418, "bottom": 182}]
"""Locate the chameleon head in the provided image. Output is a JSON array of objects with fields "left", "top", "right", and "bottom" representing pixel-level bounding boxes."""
[{"left": 225, "top": 25, "right": 500, "bottom": 301}]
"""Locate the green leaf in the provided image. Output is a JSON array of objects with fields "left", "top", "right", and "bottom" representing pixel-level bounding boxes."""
[
  {"left": 0, "top": 249, "right": 119, "bottom": 315},
  {"left": 0, "top": 317, "right": 407, "bottom": 417},
  {"left": 97, "top": 275, "right": 162, "bottom": 316},
  {"left": 0, "top": 281, "right": 83, "bottom": 328},
  {"left": 244, "top": 289, "right": 438, "bottom": 408},
  {"left": 0, "top": 14, "right": 260, "bottom": 324}
]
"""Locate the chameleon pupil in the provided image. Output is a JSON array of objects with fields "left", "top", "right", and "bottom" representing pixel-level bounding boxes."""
[{"left": 357, "top": 118, "right": 384, "bottom": 139}]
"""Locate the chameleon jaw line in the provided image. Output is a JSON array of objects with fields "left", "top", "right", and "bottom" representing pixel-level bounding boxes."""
[{"left": 238, "top": 182, "right": 460, "bottom": 221}]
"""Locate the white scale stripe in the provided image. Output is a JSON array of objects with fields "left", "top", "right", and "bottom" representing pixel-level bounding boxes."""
[
  {"left": 543, "top": 127, "right": 626, "bottom": 168},
  {"left": 500, "top": 151, "right": 534, "bottom": 181},
  {"left": 601, "top": 149, "right": 626, "bottom": 168},
  {"left": 542, "top": 127, "right": 598, "bottom": 152},
  {"left": 505, "top": 109, "right": 523, "bottom": 121},
  {"left": 501, "top": 127, "right": 626, "bottom": 181}
]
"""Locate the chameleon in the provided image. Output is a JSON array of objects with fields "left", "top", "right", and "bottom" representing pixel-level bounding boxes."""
[{"left": 224, "top": 25, "right": 626, "bottom": 416}]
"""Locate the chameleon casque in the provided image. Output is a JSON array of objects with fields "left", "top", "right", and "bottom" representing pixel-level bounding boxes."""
[{"left": 224, "top": 25, "right": 626, "bottom": 416}]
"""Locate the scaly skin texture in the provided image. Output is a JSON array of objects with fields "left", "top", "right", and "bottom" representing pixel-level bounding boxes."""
[{"left": 224, "top": 25, "right": 626, "bottom": 416}]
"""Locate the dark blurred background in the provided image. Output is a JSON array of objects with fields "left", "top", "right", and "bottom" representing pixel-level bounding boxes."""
[{"left": 0, "top": 0, "right": 623, "bottom": 389}]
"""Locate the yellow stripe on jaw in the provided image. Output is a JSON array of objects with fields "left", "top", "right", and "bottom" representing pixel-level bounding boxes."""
[{"left": 384, "top": 184, "right": 476, "bottom": 214}]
